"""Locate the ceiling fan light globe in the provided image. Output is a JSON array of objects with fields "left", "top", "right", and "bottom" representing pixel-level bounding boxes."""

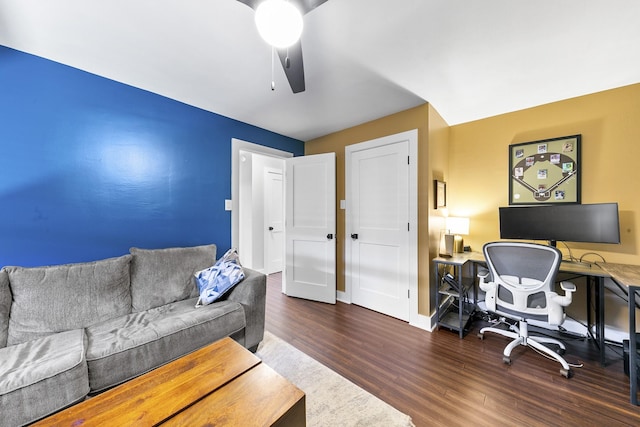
[{"left": 255, "top": 0, "right": 303, "bottom": 48}]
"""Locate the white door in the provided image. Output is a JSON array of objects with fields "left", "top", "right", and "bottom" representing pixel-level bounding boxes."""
[
  {"left": 284, "top": 153, "right": 336, "bottom": 304},
  {"left": 348, "top": 138, "right": 411, "bottom": 321},
  {"left": 264, "top": 168, "right": 284, "bottom": 274}
]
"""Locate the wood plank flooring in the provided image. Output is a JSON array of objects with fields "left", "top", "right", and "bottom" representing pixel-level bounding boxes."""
[{"left": 264, "top": 273, "right": 640, "bottom": 427}]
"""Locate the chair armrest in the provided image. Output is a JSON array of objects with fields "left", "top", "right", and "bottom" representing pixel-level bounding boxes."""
[
  {"left": 479, "top": 279, "right": 495, "bottom": 293},
  {"left": 478, "top": 273, "right": 498, "bottom": 311},
  {"left": 479, "top": 282, "right": 494, "bottom": 292},
  {"left": 477, "top": 267, "right": 492, "bottom": 292},
  {"left": 477, "top": 267, "right": 490, "bottom": 280},
  {"left": 550, "top": 281, "right": 576, "bottom": 311},
  {"left": 560, "top": 281, "right": 576, "bottom": 293}
]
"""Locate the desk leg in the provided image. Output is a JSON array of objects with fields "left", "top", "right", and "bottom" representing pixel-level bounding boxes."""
[
  {"left": 586, "top": 277, "right": 593, "bottom": 339},
  {"left": 630, "top": 286, "right": 638, "bottom": 405},
  {"left": 471, "top": 262, "right": 478, "bottom": 310},
  {"left": 586, "top": 277, "right": 605, "bottom": 366},
  {"left": 435, "top": 267, "right": 440, "bottom": 331},
  {"left": 597, "top": 277, "right": 606, "bottom": 367},
  {"left": 457, "top": 268, "right": 463, "bottom": 339}
]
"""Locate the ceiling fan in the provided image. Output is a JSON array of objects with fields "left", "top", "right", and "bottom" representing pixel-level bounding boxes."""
[{"left": 237, "top": 0, "right": 329, "bottom": 93}]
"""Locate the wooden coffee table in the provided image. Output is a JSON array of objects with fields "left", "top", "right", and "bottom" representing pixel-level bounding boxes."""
[{"left": 34, "top": 337, "right": 305, "bottom": 426}]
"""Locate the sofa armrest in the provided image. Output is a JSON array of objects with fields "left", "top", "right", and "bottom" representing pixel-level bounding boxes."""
[{"left": 225, "top": 268, "right": 266, "bottom": 351}]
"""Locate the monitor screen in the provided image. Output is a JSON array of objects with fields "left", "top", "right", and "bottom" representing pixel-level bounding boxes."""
[{"left": 499, "top": 203, "right": 620, "bottom": 245}]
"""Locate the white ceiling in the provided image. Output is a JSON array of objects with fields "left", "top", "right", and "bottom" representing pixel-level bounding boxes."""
[{"left": 1, "top": 0, "right": 639, "bottom": 141}]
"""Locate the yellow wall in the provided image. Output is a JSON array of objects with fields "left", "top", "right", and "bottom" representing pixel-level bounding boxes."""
[
  {"left": 448, "top": 83, "right": 640, "bottom": 331},
  {"left": 305, "top": 104, "right": 445, "bottom": 316}
]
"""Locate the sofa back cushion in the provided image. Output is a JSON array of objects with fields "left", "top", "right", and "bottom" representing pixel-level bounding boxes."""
[
  {"left": 129, "top": 244, "right": 217, "bottom": 312},
  {"left": 5, "top": 255, "right": 132, "bottom": 346},
  {"left": 0, "top": 269, "right": 11, "bottom": 348}
]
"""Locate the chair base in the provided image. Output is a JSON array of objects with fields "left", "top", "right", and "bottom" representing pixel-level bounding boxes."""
[{"left": 478, "top": 320, "right": 573, "bottom": 378}]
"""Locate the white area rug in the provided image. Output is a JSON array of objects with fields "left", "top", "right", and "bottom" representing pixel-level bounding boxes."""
[{"left": 256, "top": 331, "right": 415, "bottom": 427}]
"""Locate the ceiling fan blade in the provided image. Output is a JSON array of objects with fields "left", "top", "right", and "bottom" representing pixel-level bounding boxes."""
[
  {"left": 235, "top": 0, "right": 259, "bottom": 10},
  {"left": 237, "top": 0, "right": 329, "bottom": 15},
  {"left": 277, "top": 41, "right": 305, "bottom": 93},
  {"left": 297, "top": 0, "right": 329, "bottom": 15}
]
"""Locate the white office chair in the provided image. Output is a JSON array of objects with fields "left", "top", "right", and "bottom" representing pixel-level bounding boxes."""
[{"left": 478, "top": 241, "right": 577, "bottom": 378}]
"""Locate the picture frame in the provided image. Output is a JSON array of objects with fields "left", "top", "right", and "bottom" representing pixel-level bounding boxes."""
[
  {"left": 434, "top": 180, "right": 446, "bottom": 208},
  {"left": 509, "top": 134, "right": 581, "bottom": 205}
]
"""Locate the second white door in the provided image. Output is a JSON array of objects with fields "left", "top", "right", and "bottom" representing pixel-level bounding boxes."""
[{"left": 347, "top": 134, "right": 412, "bottom": 321}]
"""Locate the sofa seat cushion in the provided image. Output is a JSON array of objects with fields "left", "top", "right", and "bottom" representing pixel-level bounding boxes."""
[
  {"left": 129, "top": 244, "right": 217, "bottom": 312},
  {"left": 0, "top": 329, "right": 89, "bottom": 427},
  {"left": 5, "top": 254, "right": 133, "bottom": 345},
  {"left": 85, "top": 298, "right": 246, "bottom": 393}
]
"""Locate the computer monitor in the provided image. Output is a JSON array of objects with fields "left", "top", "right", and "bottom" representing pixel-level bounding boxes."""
[{"left": 499, "top": 203, "right": 621, "bottom": 246}]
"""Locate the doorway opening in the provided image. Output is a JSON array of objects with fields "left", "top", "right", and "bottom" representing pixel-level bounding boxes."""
[{"left": 231, "top": 138, "right": 292, "bottom": 276}]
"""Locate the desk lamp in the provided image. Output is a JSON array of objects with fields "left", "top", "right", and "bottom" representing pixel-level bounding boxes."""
[{"left": 446, "top": 217, "right": 469, "bottom": 253}]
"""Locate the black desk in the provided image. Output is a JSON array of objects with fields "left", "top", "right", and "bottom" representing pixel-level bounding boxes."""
[{"left": 597, "top": 262, "right": 640, "bottom": 405}]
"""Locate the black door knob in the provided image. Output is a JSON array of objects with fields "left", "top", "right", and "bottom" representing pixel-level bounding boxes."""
[
  {"left": 327, "top": 234, "right": 333, "bottom": 239},
  {"left": 351, "top": 233, "right": 358, "bottom": 239},
  {"left": 268, "top": 226, "right": 274, "bottom": 231}
]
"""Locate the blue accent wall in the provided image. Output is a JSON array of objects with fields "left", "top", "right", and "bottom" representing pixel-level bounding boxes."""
[{"left": 0, "top": 46, "right": 304, "bottom": 267}]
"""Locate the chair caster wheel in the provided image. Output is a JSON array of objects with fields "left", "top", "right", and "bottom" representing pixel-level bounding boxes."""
[
  {"left": 502, "top": 356, "right": 511, "bottom": 365},
  {"left": 560, "top": 368, "right": 573, "bottom": 378},
  {"left": 477, "top": 333, "right": 484, "bottom": 340}
]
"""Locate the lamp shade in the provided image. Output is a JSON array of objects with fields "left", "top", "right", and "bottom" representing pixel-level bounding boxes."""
[
  {"left": 255, "top": 0, "right": 304, "bottom": 48},
  {"left": 446, "top": 217, "right": 470, "bottom": 236}
]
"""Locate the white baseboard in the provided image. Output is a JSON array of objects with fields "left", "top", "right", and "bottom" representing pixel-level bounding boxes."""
[
  {"left": 598, "top": 325, "right": 629, "bottom": 344},
  {"left": 337, "top": 290, "right": 350, "bottom": 304},
  {"left": 410, "top": 313, "right": 435, "bottom": 332}
]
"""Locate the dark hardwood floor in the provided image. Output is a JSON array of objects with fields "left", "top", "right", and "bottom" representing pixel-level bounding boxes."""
[{"left": 264, "top": 273, "right": 640, "bottom": 427}]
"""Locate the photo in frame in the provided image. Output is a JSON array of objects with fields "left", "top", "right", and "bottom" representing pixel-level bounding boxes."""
[
  {"left": 509, "top": 135, "right": 581, "bottom": 205},
  {"left": 434, "top": 180, "right": 446, "bottom": 208}
]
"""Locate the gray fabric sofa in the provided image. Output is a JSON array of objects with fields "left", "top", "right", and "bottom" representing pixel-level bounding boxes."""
[{"left": 0, "top": 244, "right": 266, "bottom": 426}]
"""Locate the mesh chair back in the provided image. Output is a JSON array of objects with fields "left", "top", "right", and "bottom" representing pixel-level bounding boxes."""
[
  {"left": 483, "top": 242, "right": 562, "bottom": 317},
  {"left": 484, "top": 242, "right": 561, "bottom": 286}
]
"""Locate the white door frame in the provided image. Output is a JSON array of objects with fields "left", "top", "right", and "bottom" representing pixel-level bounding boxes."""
[
  {"left": 231, "top": 138, "right": 293, "bottom": 268},
  {"left": 344, "top": 129, "right": 419, "bottom": 325}
]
